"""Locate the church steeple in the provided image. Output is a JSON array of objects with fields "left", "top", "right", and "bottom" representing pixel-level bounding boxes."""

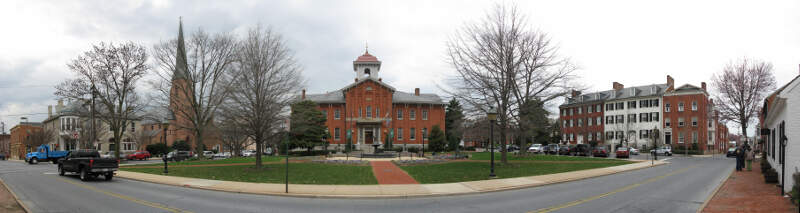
[{"left": 173, "top": 17, "right": 189, "bottom": 81}]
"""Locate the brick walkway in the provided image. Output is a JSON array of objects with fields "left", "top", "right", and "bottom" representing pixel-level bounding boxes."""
[
  {"left": 0, "top": 179, "right": 25, "bottom": 213},
  {"left": 702, "top": 160, "right": 798, "bottom": 213},
  {"left": 370, "top": 161, "right": 419, "bottom": 184}
]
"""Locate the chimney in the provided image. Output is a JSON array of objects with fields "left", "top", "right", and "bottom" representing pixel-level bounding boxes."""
[
  {"left": 571, "top": 90, "right": 581, "bottom": 98},
  {"left": 414, "top": 88, "right": 420, "bottom": 96},
  {"left": 612, "top": 82, "right": 624, "bottom": 90},
  {"left": 48, "top": 106, "right": 52, "bottom": 117},
  {"left": 701, "top": 82, "right": 707, "bottom": 91},
  {"left": 666, "top": 75, "right": 675, "bottom": 91},
  {"left": 301, "top": 89, "right": 306, "bottom": 100}
]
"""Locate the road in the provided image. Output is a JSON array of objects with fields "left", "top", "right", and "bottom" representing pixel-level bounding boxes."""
[{"left": 0, "top": 155, "right": 733, "bottom": 213}]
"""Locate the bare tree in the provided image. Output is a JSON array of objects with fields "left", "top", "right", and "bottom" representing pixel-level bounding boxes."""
[
  {"left": 151, "top": 22, "right": 238, "bottom": 158},
  {"left": 75, "top": 117, "right": 109, "bottom": 150},
  {"left": 55, "top": 42, "right": 150, "bottom": 159},
  {"left": 227, "top": 25, "right": 303, "bottom": 168},
  {"left": 25, "top": 128, "right": 56, "bottom": 148},
  {"left": 446, "top": 4, "right": 580, "bottom": 163},
  {"left": 711, "top": 58, "right": 776, "bottom": 140},
  {"left": 217, "top": 117, "right": 252, "bottom": 157}
]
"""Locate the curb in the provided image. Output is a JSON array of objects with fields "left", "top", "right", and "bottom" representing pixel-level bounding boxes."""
[
  {"left": 0, "top": 177, "right": 31, "bottom": 213},
  {"left": 118, "top": 160, "right": 670, "bottom": 199},
  {"left": 696, "top": 166, "right": 734, "bottom": 213}
]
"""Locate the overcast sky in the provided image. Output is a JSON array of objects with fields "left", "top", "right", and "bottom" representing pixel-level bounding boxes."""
[{"left": 1, "top": 0, "right": 799, "bottom": 135}]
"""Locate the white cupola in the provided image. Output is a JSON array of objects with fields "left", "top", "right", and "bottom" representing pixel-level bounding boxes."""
[{"left": 353, "top": 49, "right": 381, "bottom": 81}]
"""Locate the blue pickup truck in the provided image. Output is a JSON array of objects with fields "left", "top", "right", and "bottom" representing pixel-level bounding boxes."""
[{"left": 26, "top": 144, "right": 69, "bottom": 164}]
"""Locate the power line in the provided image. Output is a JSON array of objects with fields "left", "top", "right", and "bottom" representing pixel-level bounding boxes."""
[
  {"left": 0, "top": 112, "right": 49, "bottom": 117},
  {"left": 0, "top": 85, "right": 54, "bottom": 89}
]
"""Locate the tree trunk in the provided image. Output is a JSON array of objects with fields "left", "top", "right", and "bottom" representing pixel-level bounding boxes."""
[
  {"left": 195, "top": 129, "right": 204, "bottom": 158},
  {"left": 255, "top": 134, "right": 263, "bottom": 169}
]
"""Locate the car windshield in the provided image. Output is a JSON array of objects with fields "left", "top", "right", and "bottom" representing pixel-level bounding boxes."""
[
  {"left": 618, "top": 148, "right": 628, "bottom": 151},
  {"left": 728, "top": 148, "right": 736, "bottom": 151}
]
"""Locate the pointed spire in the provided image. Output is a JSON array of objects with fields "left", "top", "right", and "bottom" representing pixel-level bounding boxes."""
[
  {"left": 365, "top": 41, "right": 369, "bottom": 54},
  {"left": 173, "top": 17, "right": 189, "bottom": 81}
]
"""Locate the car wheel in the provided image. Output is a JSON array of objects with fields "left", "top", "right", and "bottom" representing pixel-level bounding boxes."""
[
  {"left": 104, "top": 172, "right": 113, "bottom": 181},
  {"left": 58, "top": 165, "right": 65, "bottom": 176},
  {"left": 31, "top": 158, "right": 38, "bottom": 164},
  {"left": 80, "top": 168, "right": 89, "bottom": 182},
  {"left": 52, "top": 158, "right": 60, "bottom": 164}
]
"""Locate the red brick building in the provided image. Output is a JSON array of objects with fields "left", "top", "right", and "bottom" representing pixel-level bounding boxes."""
[
  {"left": 301, "top": 51, "right": 446, "bottom": 151},
  {"left": 559, "top": 90, "right": 606, "bottom": 145},
  {"left": 662, "top": 83, "right": 717, "bottom": 153},
  {"left": 9, "top": 122, "right": 42, "bottom": 160}
]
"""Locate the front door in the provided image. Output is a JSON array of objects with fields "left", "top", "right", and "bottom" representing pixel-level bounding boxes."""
[
  {"left": 365, "top": 131, "right": 374, "bottom": 144},
  {"left": 665, "top": 134, "right": 672, "bottom": 145}
]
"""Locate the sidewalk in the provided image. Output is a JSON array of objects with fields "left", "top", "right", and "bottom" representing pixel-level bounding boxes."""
[
  {"left": 701, "top": 160, "right": 798, "bottom": 213},
  {"left": 370, "top": 161, "right": 418, "bottom": 184},
  {"left": 0, "top": 178, "right": 27, "bottom": 213},
  {"left": 117, "top": 159, "right": 668, "bottom": 198}
]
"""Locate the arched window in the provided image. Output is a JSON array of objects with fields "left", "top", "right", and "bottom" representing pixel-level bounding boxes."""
[{"left": 364, "top": 68, "right": 371, "bottom": 77}]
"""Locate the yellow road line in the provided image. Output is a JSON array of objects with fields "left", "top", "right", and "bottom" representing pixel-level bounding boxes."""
[
  {"left": 53, "top": 177, "right": 192, "bottom": 213},
  {"left": 529, "top": 165, "right": 698, "bottom": 213}
]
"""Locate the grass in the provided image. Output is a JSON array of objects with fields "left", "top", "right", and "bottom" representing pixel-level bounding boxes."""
[
  {"left": 122, "top": 156, "right": 283, "bottom": 167},
  {"left": 121, "top": 163, "right": 378, "bottom": 185},
  {"left": 401, "top": 161, "right": 633, "bottom": 184},
  {"left": 469, "top": 152, "right": 625, "bottom": 162}
]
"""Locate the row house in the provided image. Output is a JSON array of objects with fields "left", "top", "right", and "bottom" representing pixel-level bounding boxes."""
[
  {"left": 760, "top": 73, "right": 799, "bottom": 196},
  {"left": 560, "top": 75, "right": 729, "bottom": 153},
  {"left": 662, "top": 82, "right": 717, "bottom": 153},
  {"left": 9, "top": 120, "right": 42, "bottom": 160}
]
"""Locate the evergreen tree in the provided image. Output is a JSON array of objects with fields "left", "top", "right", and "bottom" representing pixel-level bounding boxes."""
[
  {"left": 290, "top": 100, "right": 328, "bottom": 154},
  {"left": 445, "top": 98, "right": 465, "bottom": 151},
  {"left": 428, "top": 125, "right": 446, "bottom": 152}
]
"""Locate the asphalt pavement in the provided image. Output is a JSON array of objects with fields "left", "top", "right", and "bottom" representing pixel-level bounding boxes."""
[{"left": 0, "top": 155, "right": 734, "bottom": 213}]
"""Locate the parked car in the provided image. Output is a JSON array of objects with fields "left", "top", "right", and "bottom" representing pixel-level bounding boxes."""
[
  {"left": 629, "top": 147, "right": 640, "bottom": 155},
  {"left": 196, "top": 151, "right": 214, "bottom": 158},
  {"left": 213, "top": 152, "right": 231, "bottom": 159},
  {"left": 507, "top": 145, "right": 520, "bottom": 152},
  {"left": 528, "top": 144, "right": 543, "bottom": 153},
  {"left": 101, "top": 151, "right": 116, "bottom": 159},
  {"left": 616, "top": 147, "right": 630, "bottom": 158},
  {"left": 650, "top": 147, "right": 673, "bottom": 156},
  {"left": 26, "top": 144, "right": 69, "bottom": 164},
  {"left": 592, "top": 146, "right": 609, "bottom": 157},
  {"left": 126, "top": 151, "right": 151, "bottom": 161},
  {"left": 726, "top": 148, "right": 737, "bottom": 157},
  {"left": 242, "top": 150, "right": 257, "bottom": 157},
  {"left": 570, "top": 144, "right": 591, "bottom": 156},
  {"left": 167, "top": 151, "right": 192, "bottom": 161},
  {"left": 58, "top": 150, "right": 119, "bottom": 181},
  {"left": 0, "top": 153, "right": 6, "bottom": 160},
  {"left": 544, "top": 144, "right": 559, "bottom": 155},
  {"left": 558, "top": 146, "right": 572, "bottom": 155}
]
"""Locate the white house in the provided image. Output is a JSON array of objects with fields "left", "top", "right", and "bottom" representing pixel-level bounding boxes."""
[
  {"left": 603, "top": 84, "right": 668, "bottom": 151},
  {"left": 762, "top": 74, "right": 800, "bottom": 196}
]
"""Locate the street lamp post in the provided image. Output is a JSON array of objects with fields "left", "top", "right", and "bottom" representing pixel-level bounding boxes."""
[{"left": 487, "top": 106, "right": 497, "bottom": 178}]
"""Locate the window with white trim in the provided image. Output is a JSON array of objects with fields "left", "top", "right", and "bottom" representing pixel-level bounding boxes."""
[
  {"left": 422, "top": 109, "right": 428, "bottom": 120},
  {"left": 410, "top": 128, "right": 416, "bottom": 140},
  {"left": 410, "top": 109, "right": 416, "bottom": 120}
]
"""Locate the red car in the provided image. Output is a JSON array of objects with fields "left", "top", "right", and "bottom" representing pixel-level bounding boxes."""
[
  {"left": 592, "top": 146, "right": 609, "bottom": 157},
  {"left": 126, "top": 151, "right": 151, "bottom": 160},
  {"left": 615, "top": 147, "right": 630, "bottom": 158}
]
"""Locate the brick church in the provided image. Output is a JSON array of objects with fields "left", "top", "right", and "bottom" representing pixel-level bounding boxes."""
[{"left": 301, "top": 50, "right": 446, "bottom": 151}]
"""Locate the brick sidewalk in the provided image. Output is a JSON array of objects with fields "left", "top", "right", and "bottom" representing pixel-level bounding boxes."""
[
  {"left": 0, "top": 179, "right": 26, "bottom": 213},
  {"left": 370, "top": 161, "right": 418, "bottom": 184},
  {"left": 702, "top": 161, "right": 798, "bottom": 213}
]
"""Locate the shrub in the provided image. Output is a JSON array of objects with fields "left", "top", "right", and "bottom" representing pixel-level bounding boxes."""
[
  {"left": 463, "top": 146, "right": 476, "bottom": 151},
  {"left": 407, "top": 147, "right": 420, "bottom": 153},
  {"left": 289, "top": 150, "right": 331, "bottom": 156},
  {"left": 146, "top": 143, "right": 171, "bottom": 156},
  {"left": 171, "top": 140, "right": 191, "bottom": 151}
]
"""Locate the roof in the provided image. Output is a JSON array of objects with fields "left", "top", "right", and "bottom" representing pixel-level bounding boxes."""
[
  {"left": 300, "top": 79, "right": 445, "bottom": 105},
  {"left": 561, "top": 84, "right": 669, "bottom": 107},
  {"left": 355, "top": 51, "right": 378, "bottom": 62},
  {"left": 392, "top": 91, "right": 445, "bottom": 104},
  {"left": 173, "top": 18, "right": 190, "bottom": 81}
]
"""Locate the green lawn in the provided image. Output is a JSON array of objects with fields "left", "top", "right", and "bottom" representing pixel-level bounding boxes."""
[
  {"left": 469, "top": 152, "right": 623, "bottom": 162},
  {"left": 401, "top": 161, "right": 632, "bottom": 184},
  {"left": 122, "top": 156, "right": 283, "bottom": 167},
  {"left": 121, "top": 163, "right": 377, "bottom": 185}
]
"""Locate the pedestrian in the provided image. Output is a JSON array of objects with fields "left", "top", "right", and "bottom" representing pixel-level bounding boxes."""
[
  {"left": 745, "top": 147, "right": 753, "bottom": 171},
  {"left": 734, "top": 146, "right": 743, "bottom": 171}
]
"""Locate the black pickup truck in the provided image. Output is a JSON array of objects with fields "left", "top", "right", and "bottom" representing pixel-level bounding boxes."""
[{"left": 58, "top": 150, "right": 119, "bottom": 181}]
